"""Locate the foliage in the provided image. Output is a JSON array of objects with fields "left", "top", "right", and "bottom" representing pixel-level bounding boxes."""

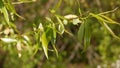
[{"left": 0, "top": 0, "right": 120, "bottom": 68}]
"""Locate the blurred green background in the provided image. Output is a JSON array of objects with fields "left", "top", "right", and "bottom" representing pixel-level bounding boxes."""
[{"left": 0, "top": 0, "right": 120, "bottom": 68}]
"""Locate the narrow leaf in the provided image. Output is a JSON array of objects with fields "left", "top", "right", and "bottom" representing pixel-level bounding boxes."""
[
  {"left": 16, "top": 41, "right": 22, "bottom": 58},
  {"left": 41, "top": 32, "right": 49, "bottom": 59},
  {"left": 6, "top": 0, "right": 25, "bottom": 19},
  {"left": 64, "top": 14, "right": 78, "bottom": 20},
  {"left": 45, "top": 24, "right": 58, "bottom": 57},
  {"left": 90, "top": 13, "right": 109, "bottom": 23},
  {"left": 56, "top": 16, "right": 65, "bottom": 34},
  {"left": 52, "top": 44, "right": 58, "bottom": 57},
  {"left": 54, "top": 0, "right": 62, "bottom": 10},
  {"left": 99, "top": 14, "right": 120, "bottom": 25},
  {"left": 1, "top": 7, "right": 10, "bottom": 25},
  {"left": 102, "top": 22, "right": 120, "bottom": 40},
  {"left": 0, "top": 38, "right": 17, "bottom": 43},
  {"left": 23, "top": 35, "right": 30, "bottom": 42},
  {"left": 84, "top": 21, "right": 91, "bottom": 49},
  {"left": 52, "top": 24, "right": 57, "bottom": 44},
  {"left": 78, "top": 22, "right": 85, "bottom": 43},
  {"left": 51, "top": 24, "right": 58, "bottom": 57}
]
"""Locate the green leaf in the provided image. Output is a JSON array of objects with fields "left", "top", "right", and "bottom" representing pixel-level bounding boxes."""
[
  {"left": 54, "top": 0, "right": 62, "bottom": 10},
  {"left": 1, "top": 7, "right": 10, "bottom": 25},
  {"left": 56, "top": 16, "right": 65, "bottom": 34},
  {"left": 78, "top": 20, "right": 91, "bottom": 49},
  {"left": 41, "top": 32, "right": 49, "bottom": 59},
  {"left": 51, "top": 24, "right": 57, "bottom": 44},
  {"left": 102, "top": 22, "right": 120, "bottom": 40},
  {"left": 99, "top": 14, "right": 120, "bottom": 25},
  {"left": 0, "top": 38, "right": 17, "bottom": 43},
  {"left": 53, "top": 24, "right": 57, "bottom": 40},
  {"left": 45, "top": 18, "right": 58, "bottom": 57},
  {"left": 12, "top": 0, "right": 36, "bottom": 4},
  {"left": 51, "top": 24, "right": 58, "bottom": 57},
  {"left": 45, "top": 17, "right": 53, "bottom": 22},
  {"left": 52, "top": 44, "right": 58, "bottom": 57},
  {"left": 46, "top": 27, "right": 53, "bottom": 41},
  {"left": 90, "top": 13, "right": 120, "bottom": 40},
  {"left": 78, "top": 22, "right": 85, "bottom": 43},
  {"left": 84, "top": 21, "right": 91, "bottom": 49},
  {"left": 45, "top": 24, "right": 58, "bottom": 57},
  {"left": 90, "top": 13, "right": 120, "bottom": 26},
  {"left": 38, "top": 23, "right": 49, "bottom": 59},
  {"left": 90, "top": 13, "right": 109, "bottom": 23},
  {"left": 0, "top": 0, "right": 4, "bottom": 9},
  {"left": 0, "top": 0, "right": 10, "bottom": 25},
  {"left": 6, "top": 0, "right": 24, "bottom": 19}
]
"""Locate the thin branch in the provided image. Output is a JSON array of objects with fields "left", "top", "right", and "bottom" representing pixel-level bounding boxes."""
[{"left": 98, "top": 7, "right": 119, "bottom": 15}]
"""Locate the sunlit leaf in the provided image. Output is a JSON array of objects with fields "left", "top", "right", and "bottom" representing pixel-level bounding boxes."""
[
  {"left": 22, "top": 35, "right": 31, "bottom": 45},
  {"left": 0, "top": 1, "right": 11, "bottom": 26},
  {"left": 90, "top": 13, "right": 120, "bottom": 40},
  {"left": 45, "top": 23, "right": 58, "bottom": 57},
  {"left": 56, "top": 16, "right": 65, "bottom": 34},
  {"left": 90, "top": 13, "right": 120, "bottom": 26},
  {"left": 1, "top": 7, "right": 10, "bottom": 25},
  {"left": 41, "top": 32, "right": 49, "bottom": 59},
  {"left": 72, "top": 18, "right": 82, "bottom": 25},
  {"left": 0, "top": 38, "right": 17, "bottom": 43},
  {"left": 23, "top": 35, "right": 30, "bottom": 42},
  {"left": 38, "top": 23, "right": 44, "bottom": 31},
  {"left": 63, "top": 19, "right": 68, "bottom": 25},
  {"left": 90, "top": 13, "right": 109, "bottom": 23},
  {"left": 99, "top": 14, "right": 120, "bottom": 25},
  {"left": 102, "top": 22, "right": 120, "bottom": 40},
  {"left": 4, "top": 28, "right": 10, "bottom": 35},
  {"left": 12, "top": 0, "right": 36, "bottom": 4},
  {"left": 16, "top": 41, "right": 22, "bottom": 58},
  {"left": 37, "top": 23, "right": 49, "bottom": 58},
  {"left": 52, "top": 44, "right": 58, "bottom": 57},
  {"left": 64, "top": 14, "right": 78, "bottom": 20},
  {"left": 45, "top": 17, "right": 52, "bottom": 22},
  {"left": 64, "top": 29, "right": 74, "bottom": 37},
  {"left": 50, "top": 9, "right": 56, "bottom": 14}
]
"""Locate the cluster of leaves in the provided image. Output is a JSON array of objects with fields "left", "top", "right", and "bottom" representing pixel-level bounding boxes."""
[
  {"left": 0, "top": 0, "right": 120, "bottom": 59},
  {"left": 0, "top": 0, "right": 120, "bottom": 67}
]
